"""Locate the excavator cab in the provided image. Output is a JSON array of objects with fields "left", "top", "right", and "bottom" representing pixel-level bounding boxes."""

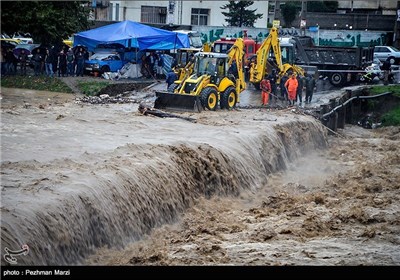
[
  {"left": 173, "top": 48, "right": 199, "bottom": 81},
  {"left": 280, "top": 43, "right": 296, "bottom": 65}
]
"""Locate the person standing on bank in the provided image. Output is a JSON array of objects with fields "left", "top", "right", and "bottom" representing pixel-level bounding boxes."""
[
  {"left": 280, "top": 72, "right": 289, "bottom": 104},
  {"left": 305, "top": 73, "right": 316, "bottom": 104},
  {"left": 166, "top": 69, "right": 178, "bottom": 90},
  {"left": 260, "top": 75, "right": 271, "bottom": 106},
  {"left": 44, "top": 48, "right": 54, "bottom": 77},
  {"left": 267, "top": 69, "right": 278, "bottom": 104},
  {"left": 66, "top": 49, "right": 75, "bottom": 77},
  {"left": 32, "top": 49, "right": 42, "bottom": 76},
  {"left": 58, "top": 50, "right": 67, "bottom": 77},
  {"left": 296, "top": 73, "right": 305, "bottom": 105},
  {"left": 75, "top": 47, "right": 85, "bottom": 77},
  {"left": 285, "top": 73, "right": 298, "bottom": 106},
  {"left": 381, "top": 59, "right": 391, "bottom": 85},
  {"left": 18, "top": 49, "right": 28, "bottom": 76}
]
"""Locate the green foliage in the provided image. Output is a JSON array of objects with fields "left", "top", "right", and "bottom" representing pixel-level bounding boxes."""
[
  {"left": 220, "top": 1, "right": 263, "bottom": 27},
  {"left": 77, "top": 81, "right": 109, "bottom": 96},
  {"left": 370, "top": 85, "right": 400, "bottom": 96},
  {"left": 307, "top": 1, "right": 338, "bottom": 13},
  {"left": 381, "top": 106, "right": 400, "bottom": 126},
  {"left": 1, "top": 1, "right": 91, "bottom": 45},
  {"left": 0, "top": 75, "right": 73, "bottom": 93},
  {"left": 281, "top": 2, "right": 300, "bottom": 27}
]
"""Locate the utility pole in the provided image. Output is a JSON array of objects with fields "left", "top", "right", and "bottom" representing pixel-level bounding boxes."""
[
  {"left": 274, "top": 1, "right": 280, "bottom": 22},
  {"left": 395, "top": 1, "right": 400, "bottom": 47},
  {"left": 300, "top": 0, "right": 307, "bottom": 36}
]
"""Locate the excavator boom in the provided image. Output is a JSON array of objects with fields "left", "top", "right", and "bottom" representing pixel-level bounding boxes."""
[{"left": 250, "top": 27, "right": 304, "bottom": 88}]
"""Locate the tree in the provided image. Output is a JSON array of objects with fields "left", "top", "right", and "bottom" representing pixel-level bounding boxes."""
[
  {"left": 220, "top": 1, "right": 263, "bottom": 28},
  {"left": 1, "top": 1, "right": 91, "bottom": 45},
  {"left": 280, "top": 1, "right": 301, "bottom": 27}
]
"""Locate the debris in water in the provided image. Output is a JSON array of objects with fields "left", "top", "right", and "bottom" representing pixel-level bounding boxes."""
[{"left": 138, "top": 103, "right": 197, "bottom": 123}]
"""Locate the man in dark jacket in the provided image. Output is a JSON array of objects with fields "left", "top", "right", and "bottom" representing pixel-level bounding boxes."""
[
  {"left": 267, "top": 68, "right": 278, "bottom": 103},
  {"left": 381, "top": 59, "right": 391, "bottom": 85},
  {"left": 18, "top": 49, "right": 28, "bottom": 75},
  {"left": 296, "top": 73, "right": 305, "bottom": 105},
  {"left": 166, "top": 70, "right": 178, "bottom": 90},
  {"left": 305, "top": 73, "right": 316, "bottom": 104},
  {"left": 32, "top": 49, "right": 42, "bottom": 76}
]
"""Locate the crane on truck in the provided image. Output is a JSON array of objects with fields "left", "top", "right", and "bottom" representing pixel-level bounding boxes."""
[
  {"left": 249, "top": 27, "right": 312, "bottom": 90},
  {"left": 154, "top": 38, "right": 246, "bottom": 112}
]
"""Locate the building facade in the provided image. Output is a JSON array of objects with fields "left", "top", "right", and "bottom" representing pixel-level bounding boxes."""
[
  {"left": 89, "top": 0, "right": 398, "bottom": 47},
  {"left": 95, "top": 0, "right": 270, "bottom": 28}
]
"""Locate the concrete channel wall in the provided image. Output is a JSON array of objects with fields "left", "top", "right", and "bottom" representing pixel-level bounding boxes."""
[{"left": 317, "top": 87, "right": 398, "bottom": 133}]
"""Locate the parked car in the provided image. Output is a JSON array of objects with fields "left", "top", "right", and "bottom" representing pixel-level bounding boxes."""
[
  {"left": 85, "top": 52, "right": 124, "bottom": 74},
  {"left": 373, "top": 45, "right": 400, "bottom": 65},
  {"left": 84, "top": 43, "right": 138, "bottom": 75}
]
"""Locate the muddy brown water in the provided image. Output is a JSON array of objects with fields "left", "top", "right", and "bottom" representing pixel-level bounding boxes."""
[{"left": 1, "top": 86, "right": 399, "bottom": 266}]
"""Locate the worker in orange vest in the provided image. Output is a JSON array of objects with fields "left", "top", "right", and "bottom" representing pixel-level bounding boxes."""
[
  {"left": 260, "top": 75, "right": 271, "bottom": 106},
  {"left": 285, "top": 73, "right": 298, "bottom": 106}
]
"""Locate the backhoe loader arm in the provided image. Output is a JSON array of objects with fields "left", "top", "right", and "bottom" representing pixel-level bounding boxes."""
[
  {"left": 249, "top": 27, "right": 282, "bottom": 84},
  {"left": 227, "top": 38, "right": 246, "bottom": 95}
]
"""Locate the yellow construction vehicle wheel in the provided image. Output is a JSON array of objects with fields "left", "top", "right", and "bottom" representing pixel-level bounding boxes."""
[
  {"left": 220, "top": 86, "right": 237, "bottom": 109},
  {"left": 200, "top": 87, "right": 218, "bottom": 110}
]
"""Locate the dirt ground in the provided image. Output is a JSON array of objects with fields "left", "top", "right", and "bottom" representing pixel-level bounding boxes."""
[{"left": 1, "top": 85, "right": 399, "bottom": 266}]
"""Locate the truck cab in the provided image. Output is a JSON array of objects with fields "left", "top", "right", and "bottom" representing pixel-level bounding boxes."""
[
  {"left": 173, "top": 30, "right": 203, "bottom": 49},
  {"left": 213, "top": 36, "right": 258, "bottom": 61}
]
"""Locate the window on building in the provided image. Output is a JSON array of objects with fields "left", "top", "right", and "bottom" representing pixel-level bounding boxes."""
[
  {"left": 109, "top": 4, "right": 113, "bottom": 21},
  {"left": 141, "top": 6, "right": 167, "bottom": 24},
  {"left": 191, "top": 8, "right": 209, "bottom": 26},
  {"left": 115, "top": 3, "right": 119, "bottom": 21}
]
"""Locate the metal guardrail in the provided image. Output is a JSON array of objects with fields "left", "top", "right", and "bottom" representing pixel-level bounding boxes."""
[
  {"left": 321, "top": 91, "right": 393, "bottom": 119},
  {"left": 317, "top": 69, "right": 400, "bottom": 73}
]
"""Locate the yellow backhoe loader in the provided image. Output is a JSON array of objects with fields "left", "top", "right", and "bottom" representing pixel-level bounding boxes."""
[
  {"left": 249, "top": 27, "right": 307, "bottom": 89},
  {"left": 154, "top": 38, "right": 246, "bottom": 112}
]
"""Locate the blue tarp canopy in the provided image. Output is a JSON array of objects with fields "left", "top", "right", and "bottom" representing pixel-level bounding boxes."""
[{"left": 74, "top": 20, "right": 190, "bottom": 52}]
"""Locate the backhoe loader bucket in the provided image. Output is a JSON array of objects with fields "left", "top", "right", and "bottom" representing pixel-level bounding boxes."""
[{"left": 154, "top": 91, "right": 203, "bottom": 112}]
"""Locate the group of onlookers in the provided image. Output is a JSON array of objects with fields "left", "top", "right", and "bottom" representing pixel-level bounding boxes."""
[
  {"left": 1, "top": 48, "right": 19, "bottom": 76},
  {"left": 1, "top": 45, "right": 88, "bottom": 77},
  {"left": 140, "top": 51, "right": 166, "bottom": 79}
]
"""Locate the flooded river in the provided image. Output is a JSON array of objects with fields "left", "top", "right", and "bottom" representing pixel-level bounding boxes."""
[{"left": 1, "top": 85, "right": 399, "bottom": 266}]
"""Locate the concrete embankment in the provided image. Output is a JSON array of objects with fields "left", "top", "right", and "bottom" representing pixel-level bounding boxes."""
[{"left": 1, "top": 103, "right": 327, "bottom": 265}]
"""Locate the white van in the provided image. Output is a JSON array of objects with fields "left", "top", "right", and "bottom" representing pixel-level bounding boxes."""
[{"left": 173, "top": 30, "right": 203, "bottom": 49}]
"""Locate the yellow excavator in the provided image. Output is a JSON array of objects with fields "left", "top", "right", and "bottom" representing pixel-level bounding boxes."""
[
  {"left": 171, "top": 42, "right": 213, "bottom": 84},
  {"left": 249, "top": 27, "right": 306, "bottom": 89},
  {"left": 154, "top": 38, "right": 246, "bottom": 112},
  {"left": 173, "top": 48, "right": 197, "bottom": 81}
]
